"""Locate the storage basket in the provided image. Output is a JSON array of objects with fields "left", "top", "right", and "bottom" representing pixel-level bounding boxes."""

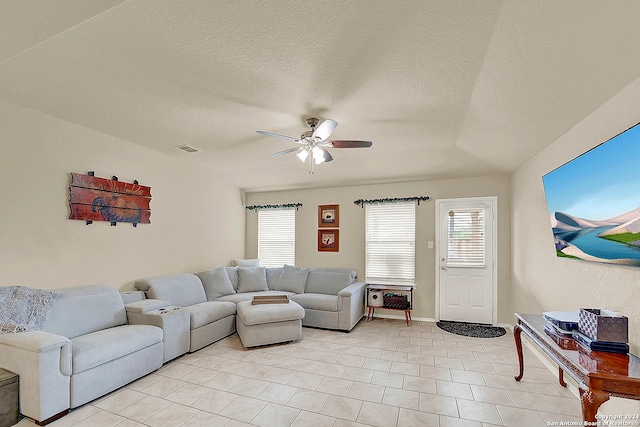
[
  {"left": 368, "top": 290, "right": 384, "bottom": 307},
  {"left": 383, "top": 293, "right": 409, "bottom": 309}
]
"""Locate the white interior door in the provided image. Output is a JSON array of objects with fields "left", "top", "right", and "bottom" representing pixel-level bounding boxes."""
[{"left": 436, "top": 197, "right": 497, "bottom": 325}]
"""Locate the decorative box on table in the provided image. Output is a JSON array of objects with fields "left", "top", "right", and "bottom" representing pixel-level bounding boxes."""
[{"left": 578, "top": 308, "right": 628, "bottom": 343}]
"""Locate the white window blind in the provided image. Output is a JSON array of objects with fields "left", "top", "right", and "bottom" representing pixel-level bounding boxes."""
[
  {"left": 446, "top": 208, "right": 485, "bottom": 267},
  {"left": 365, "top": 203, "right": 415, "bottom": 284},
  {"left": 258, "top": 209, "right": 295, "bottom": 267}
]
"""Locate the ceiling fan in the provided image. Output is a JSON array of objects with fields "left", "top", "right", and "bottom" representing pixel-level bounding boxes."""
[{"left": 256, "top": 117, "right": 373, "bottom": 174}]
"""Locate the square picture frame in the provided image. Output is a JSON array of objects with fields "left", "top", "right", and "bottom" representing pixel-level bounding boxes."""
[
  {"left": 318, "top": 204, "right": 339, "bottom": 227},
  {"left": 318, "top": 229, "right": 339, "bottom": 252}
]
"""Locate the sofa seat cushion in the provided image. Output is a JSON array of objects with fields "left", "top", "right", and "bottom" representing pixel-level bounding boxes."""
[
  {"left": 215, "top": 291, "right": 294, "bottom": 304},
  {"left": 290, "top": 293, "right": 339, "bottom": 312},
  {"left": 71, "top": 324, "right": 162, "bottom": 374},
  {"left": 184, "top": 301, "right": 237, "bottom": 329},
  {"left": 237, "top": 300, "right": 305, "bottom": 326}
]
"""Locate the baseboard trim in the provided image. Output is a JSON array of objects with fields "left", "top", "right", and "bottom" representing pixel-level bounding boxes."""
[{"left": 369, "top": 313, "right": 436, "bottom": 323}]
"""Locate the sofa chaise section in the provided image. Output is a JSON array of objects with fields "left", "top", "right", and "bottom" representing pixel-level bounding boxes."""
[
  {"left": 209, "top": 265, "right": 366, "bottom": 332},
  {"left": 289, "top": 268, "right": 366, "bottom": 332}
]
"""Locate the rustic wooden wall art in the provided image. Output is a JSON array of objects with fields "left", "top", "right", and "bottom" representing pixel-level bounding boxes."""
[{"left": 69, "top": 172, "right": 151, "bottom": 226}]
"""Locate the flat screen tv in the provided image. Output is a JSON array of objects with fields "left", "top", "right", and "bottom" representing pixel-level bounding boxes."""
[{"left": 542, "top": 121, "right": 640, "bottom": 266}]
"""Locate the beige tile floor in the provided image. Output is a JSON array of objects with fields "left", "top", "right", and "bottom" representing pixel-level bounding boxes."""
[{"left": 15, "top": 319, "right": 583, "bottom": 427}]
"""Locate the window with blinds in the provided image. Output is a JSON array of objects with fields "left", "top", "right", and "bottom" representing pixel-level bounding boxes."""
[
  {"left": 365, "top": 203, "right": 415, "bottom": 284},
  {"left": 446, "top": 208, "right": 485, "bottom": 267},
  {"left": 258, "top": 209, "right": 295, "bottom": 267}
]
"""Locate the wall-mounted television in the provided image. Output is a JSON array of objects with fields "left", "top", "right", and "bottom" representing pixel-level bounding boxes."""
[{"left": 542, "top": 121, "right": 640, "bottom": 266}]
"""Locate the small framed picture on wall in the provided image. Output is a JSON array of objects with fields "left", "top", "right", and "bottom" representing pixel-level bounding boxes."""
[
  {"left": 318, "top": 204, "right": 339, "bottom": 227},
  {"left": 318, "top": 229, "right": 339, "bottom": 252}
]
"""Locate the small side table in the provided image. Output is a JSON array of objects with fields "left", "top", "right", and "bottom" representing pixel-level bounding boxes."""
[{"left": 366, "top": 284, "right": 414, "bottom": 326}]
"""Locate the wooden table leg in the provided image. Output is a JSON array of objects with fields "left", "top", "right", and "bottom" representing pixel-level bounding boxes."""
[
  {"left": 558, "top": 367, "right": 567, "bottom": 387},
  {"left": 367, "top": 307, "right": 374, "bottom": 322},
  {"left": 514, "top": 323, "right": 524, "bottom": 381},
  {"left": 404, "top": 310, "right": 410, "bottom": 326},
  {"left": 579, "top": 384, "right": 609, "bottom": 423}
]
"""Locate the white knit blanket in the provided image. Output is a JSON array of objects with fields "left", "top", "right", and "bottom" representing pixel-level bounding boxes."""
[{"left": 0, "top": 286, "right": 61, "bottom": 334}]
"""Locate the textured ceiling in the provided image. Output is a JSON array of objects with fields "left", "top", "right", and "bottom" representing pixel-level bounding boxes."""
[{"left": 2, "top": 1, "right": 640, "bottom": 192}]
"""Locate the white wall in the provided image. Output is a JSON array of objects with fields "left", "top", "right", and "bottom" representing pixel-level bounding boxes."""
[
  {"left": 245, "top": 175, "right": 511, "bottom": 322},
  {"left": 511, "top": 78, "right": 640, "bottom": 414},
  {"left": 0, "top": 100, "right": 245, "bottom": 291}
]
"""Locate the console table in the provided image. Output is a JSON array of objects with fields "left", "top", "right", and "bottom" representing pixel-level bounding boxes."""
[
  {"left": 513, "top": 313, "right": 640, "bottom": 423},
  {"left": 366, "top": 284, "right": 413, "bottom": 326}
]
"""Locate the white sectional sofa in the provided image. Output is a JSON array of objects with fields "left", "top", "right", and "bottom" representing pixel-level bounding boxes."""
[
  {"left": 0, "top": 265, "right": 365, "bottom": 425},
  {"left": 0, "top": 285, "right": 164, "bottom": 425},
  {"left": 133, "top": 265, "right": 366, "bottom": 351}
]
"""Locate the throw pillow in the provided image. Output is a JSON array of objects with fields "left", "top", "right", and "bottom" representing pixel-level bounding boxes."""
[
  {"left": 237, "top": 267, "right": 269, "bottom": 293},
  {"left": 233, "top": 258, "right": 261, "bottom": 267},
  {"left": 275, "top": 265, "right": 310, "bottom": 294},
  {"left": 196, "top": 267, "right": 236, "bottom": 300}
]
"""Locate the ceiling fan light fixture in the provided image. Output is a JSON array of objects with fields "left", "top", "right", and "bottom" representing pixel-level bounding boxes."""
[
  {"left": 312, "top": 146, "right": 325, "bottom": 164},
  {"left": 258, "top": 117, "right": 372, "bottom": 173},
  {"left": 297, "top": 148, "right": 309, "bottom": 162}
]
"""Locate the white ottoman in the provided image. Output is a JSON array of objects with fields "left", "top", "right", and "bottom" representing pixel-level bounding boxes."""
[{"left": 236, "top": 300, "right": 305, "bottom": 348}]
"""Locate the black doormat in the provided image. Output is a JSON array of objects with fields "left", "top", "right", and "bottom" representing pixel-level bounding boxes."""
[{"left": 437, "top": 320, "right": 506, "bottom": 338}]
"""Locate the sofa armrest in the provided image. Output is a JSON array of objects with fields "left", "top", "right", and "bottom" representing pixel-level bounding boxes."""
[
  {"left": 337, "top": 282, "right": 367, "bottom": 331},
  {"left": 0, "top": 331, "right": 72, "bottom": 422},
  {"left": 125, "top": 299, "right": 172, "bottom": 314},
  {"left": 338, "top": 281, "right": 366, "bottom": 297},
  {"left": 0, "top": 330, "right": 70, "bottom": 354}
]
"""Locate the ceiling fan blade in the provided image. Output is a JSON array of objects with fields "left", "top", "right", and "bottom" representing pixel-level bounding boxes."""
[
  {"left": 256, "top": 130, "right": 298, "bottom": 142},
  {"left": 329, "top": 140, "right": 373, "bottom": 148},
  {"left": 270, "top": 147, "right": 301, "bottom": 157},
  {"left": 312, "top": 119, "right": 338, "bottom": 141}
]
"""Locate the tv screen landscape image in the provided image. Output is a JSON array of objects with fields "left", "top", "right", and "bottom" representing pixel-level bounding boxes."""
[{"left": 542, "top": 121, "right": 640, "bottom": 266}]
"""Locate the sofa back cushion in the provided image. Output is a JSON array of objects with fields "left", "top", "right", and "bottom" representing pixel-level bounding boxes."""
[
  {"left": 305, "top": 269, "right": 357, "bottom": 295},
  {"left": 43, "top": 285, "right": 127, "bottom": 339},
  {"left": 225, "top": 266, "right": 239, "bottom": 291},
  {"left": 275, "top": 265, "right": 309, "bottom": 294},
  {"left": 196, "top": 267, "right": 236, "bottom": 300},
  {"left": 135, "top": 273, "right": 206, "bottom": 307},
  {"left": 237, "top": 267, "right": 269, "bottom": 293},
  {"left": 265, "top": 267, "right": 283, "bottom": 290}
]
